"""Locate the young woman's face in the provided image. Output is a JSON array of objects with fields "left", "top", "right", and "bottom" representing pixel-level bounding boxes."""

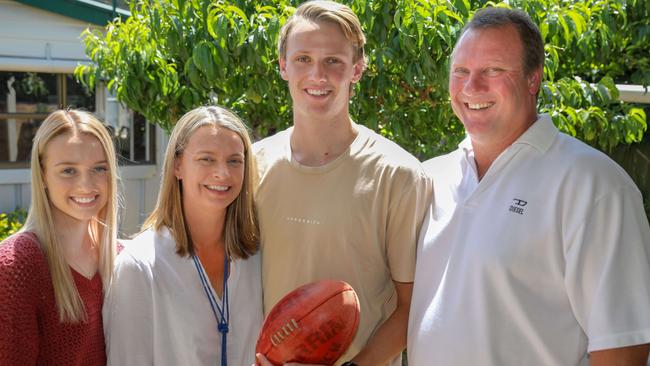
[
  {"left": 174, "top": 126, "right": 246, "bottom": 215},
  {"left": 42, "top": 132, "right": 110, "bottom": 225}
]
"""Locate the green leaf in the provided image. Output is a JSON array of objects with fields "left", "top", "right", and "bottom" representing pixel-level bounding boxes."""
[
  {"left": 565, "top": 10, "right": 586, "bottom": 36},
  {"left": 598, "top": 76, "right": 619, "bottom": 100},
  {"left": 192, "top": 41, "right": 215, "bottom": 80}
]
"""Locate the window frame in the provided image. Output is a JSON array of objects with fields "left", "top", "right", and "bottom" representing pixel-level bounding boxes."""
[{"left": 0, "top": 72, "right": 156, "bottom": 169}]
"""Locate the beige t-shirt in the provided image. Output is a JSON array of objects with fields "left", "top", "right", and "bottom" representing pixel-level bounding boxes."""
[{"left": 254, "top": 124, "right": 432, "bottom": 365}]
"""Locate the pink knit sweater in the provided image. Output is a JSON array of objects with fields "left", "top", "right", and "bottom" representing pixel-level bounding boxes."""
[{"left": 0, "top": 232, "right": 106, "bottom": 365}]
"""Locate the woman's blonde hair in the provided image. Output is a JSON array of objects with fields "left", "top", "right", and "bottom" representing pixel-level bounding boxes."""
[
  {"left": 21, "top": 109, "right": 119, "bottom": 323},
  {"left": 142, "top": 106, "right": 259, "bottom": 259}
]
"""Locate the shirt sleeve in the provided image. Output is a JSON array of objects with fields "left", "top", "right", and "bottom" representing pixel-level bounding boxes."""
[
  {"left": 0, "top": 236, "right": 41, "bottom": 365},
  {"left": 386, "top": 168, "right": 434, "bottom": 282},
  {"left": 103, "top": 250, "right": 154, "bottom": 365},
  {"left": 564, "top": 186, "right": 650, "bottom": 352}
]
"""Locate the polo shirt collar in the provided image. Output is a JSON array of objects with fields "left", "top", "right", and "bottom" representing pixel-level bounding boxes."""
[
  {"left": 513, "top": 113, "right": 558, "bottom": 153},
  {"left": 458, "top": 113, "right": 558, "bottom": 157}
]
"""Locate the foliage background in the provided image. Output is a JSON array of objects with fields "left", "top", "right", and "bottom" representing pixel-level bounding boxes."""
[
  {"left": 0, "top": 208, "right": 27, "bottom": 242},
  {"left": 73, "top": 0, "right": 650, "bottom": 220},
  {"left": 76, "top": 0, "right": 649, "bottom": 159}
]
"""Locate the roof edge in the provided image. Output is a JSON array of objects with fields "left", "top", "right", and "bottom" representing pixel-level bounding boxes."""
[{"left": 15, "top": 0, "right": 130, "bottom": 25}]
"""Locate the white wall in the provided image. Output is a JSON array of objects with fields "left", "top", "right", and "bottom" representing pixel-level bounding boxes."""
[
  {"left": 0, "top": 0, "right": 97, "bottom": 72},
  {"left": 0, "top": 0, "right": 165, "bottom": 237}
]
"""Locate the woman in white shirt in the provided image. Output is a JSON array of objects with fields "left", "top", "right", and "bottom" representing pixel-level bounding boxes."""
[{"left": 103, "top": 106, "right": 262, "bottom": 366}]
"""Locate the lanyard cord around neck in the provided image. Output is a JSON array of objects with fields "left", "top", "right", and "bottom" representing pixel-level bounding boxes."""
[{"left": 192, "top": 253, "right": 230, "bottom": 366}]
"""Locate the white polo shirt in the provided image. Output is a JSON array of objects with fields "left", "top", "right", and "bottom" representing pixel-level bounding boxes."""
[{"left": 408, "top": 114, "right": 650, "bottom": 366}]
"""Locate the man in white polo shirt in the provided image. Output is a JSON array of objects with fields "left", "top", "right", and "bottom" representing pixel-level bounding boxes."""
[{"left": 408, "top": 7, "right": 650, "bottom": 366}]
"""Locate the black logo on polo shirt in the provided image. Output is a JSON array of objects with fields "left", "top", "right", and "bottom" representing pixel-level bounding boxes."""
[{"left": 509, "top": 198, "right": 527, "bottom": 215}]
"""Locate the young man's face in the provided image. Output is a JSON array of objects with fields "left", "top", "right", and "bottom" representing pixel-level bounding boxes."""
[{"left": 279, "top": 19, "right": 364, "bottom": 123}]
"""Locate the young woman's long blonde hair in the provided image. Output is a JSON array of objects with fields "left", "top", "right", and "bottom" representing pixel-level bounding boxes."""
[
  {"left": 20, "top": 109, "right": 119, "bottom": 323},
  {"left": 143, "top": 105, "right": 259, "bottom": 259}
]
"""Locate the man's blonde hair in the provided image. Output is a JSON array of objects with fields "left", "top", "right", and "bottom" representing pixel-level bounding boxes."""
[
  {"left": 21, "top": 109, "right": 120, "bottom": 323},
  {"left": 142, "top": 106, "right": 259, "bottom": 259},
  {"left": 278, "top": 0, "right": 367, "bottom": 69}
]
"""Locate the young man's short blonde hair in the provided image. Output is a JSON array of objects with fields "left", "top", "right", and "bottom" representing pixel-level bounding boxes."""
[{"left": 278, "top": 0, "right": 367, "bottom": 69}]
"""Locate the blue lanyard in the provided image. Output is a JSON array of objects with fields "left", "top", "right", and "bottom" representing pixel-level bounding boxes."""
[{"left": 192, "top": 253, "right": 230, "bottom": 366}]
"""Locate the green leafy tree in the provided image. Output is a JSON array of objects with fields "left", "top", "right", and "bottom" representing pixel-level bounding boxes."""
[
  {"left": 77, "top": 0, "right": 293, "bottom": 136},
  {"left": 76, "top": 0, "right": 648, "bottom": 159},
  {"left": 0, "top": 208, "right": 27, "bottom": 242},
  {"left": 513, "top": 0, "right": 648, "bottom": 151}
]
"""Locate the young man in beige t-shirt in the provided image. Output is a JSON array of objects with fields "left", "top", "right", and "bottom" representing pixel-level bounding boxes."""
[{"left": 254, "top": 2, "right": 432, "bottom": 365}]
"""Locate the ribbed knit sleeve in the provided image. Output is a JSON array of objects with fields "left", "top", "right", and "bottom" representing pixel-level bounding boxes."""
[{"left": 0, "top": 232, "right": 44, "bottom": 365}]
